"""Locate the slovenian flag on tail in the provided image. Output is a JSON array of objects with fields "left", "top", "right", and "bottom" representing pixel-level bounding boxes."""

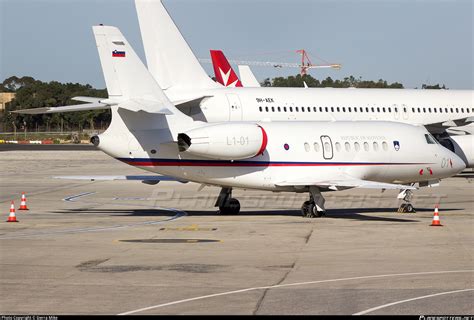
[{"left": 112, "top": 50, "right": 126, "bottom": 57}]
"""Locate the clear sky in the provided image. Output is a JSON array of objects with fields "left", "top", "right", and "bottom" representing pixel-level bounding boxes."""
[{"left": 1, "top": 0, "right": 472, "bottom": 89}]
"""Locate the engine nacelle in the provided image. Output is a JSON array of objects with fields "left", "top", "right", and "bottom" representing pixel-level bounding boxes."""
[
  {"left": 439, "top": 134, "right": 474, "bottom": 168},
  {"left": 177, "top": 123, "right": 267, "bottom": 160}
]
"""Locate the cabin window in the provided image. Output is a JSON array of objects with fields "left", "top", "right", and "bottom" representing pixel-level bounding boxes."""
[
  {"left": 371, "top": 107, "right": 375, "bottom": 112},
  {"left": 349, "top": 107, "right": 352, "bottom": 112},
  {"left": 360, "top": 107, "right": 364, "bottom": 112},
  {"left": 265, "top": 107, "right": 269, "bottom": 112},
  {"left": 304, "top": 142, "right": 310, "bottom": 152},
  {"left": 461, "top": 108, "right": 464, "bottom": 113},
  {"left": 428, "top": 108, "right": 431, "bottom": 113},
  {"left": 366, "top": 107, "right": 369, "bottom": 112},
  {"left": 382, "top": 141, "right": 388, "bottom": 151},
  {"left": 383, "top": 107, "right": 386, "bottom": 113},
  {"left": 403, "top": 107, "right": 407, "bottom": 113},
  {"left": 377, "top": 107, "right": 380, "bottom": 112},
  {"left": 331, "top": 107, "right": 334, "bottom": 112},
  {"left": 259, "top": 106, "right": 262, "bottom": 112},
  {"left": 439, "top": 108, "right": 442, "bottom": 113},
  {"left": 307, "top": 107, "right": 311, "bottom": 112},
  {"left": 324, "top": 142, "right": 331, "bottom": 153},
  {"left": 284, "top": 107, "right": 287, "bottom": 112},
  {"left": 313, "top": 107, "right": 317, "bottom": 112},
  {"left": 314, "top": 142, "right": 320, "bottom": 152},
  {"left": 363, "top": 142, "right": 369, "bottom": 151},
  {"left": 335, "top": 142, "right": 341, "bottom": 152},
  {"left": 456, "top": 108, "right": 459, "bottom": 113},
  {"left": 277, "top": 106, "right": 281, "bottom": 112},
  {"left": 290, "top": 107, "right": 293, "bottom": 112},
  {"left": 411, "top": 108, "right": 415, "bottom": 113},
  {"left": 296, "top": 107, "right": 299, "bottom": 112},
  {"left": 417, "top": 108, "right": 421, "bottom": 113},
  {"left": 319, "top": 107, "right": 323, "bottom": 112},
  {"left": 301, "top": 107, "right": 305, "bottom": 112},
  {"left": 325, "top": 107, "right": 329, "bottom": 112},
  {"left": 354, "top": 142, "right": 361, "bottom": 152},
  {"left": 388, "top": 107, "right": 392, "bottom": 113},
  {"left": 373, "top": 142, "right": 379, "bottom": 151},
  {"left": 395, "top": 107, "right": 398, "bottom": 112},
  {"left": 423, "top": 108, "right": 426, "bottom": 113},
  {"left": 434, "top": 108, "right": 437, "bottom": 113},
  {"left": 337, "top": 107, "right": 340, "bottom": 112},
  {"left": 345, "top": 142, "right": 351, "bottom": 152}
]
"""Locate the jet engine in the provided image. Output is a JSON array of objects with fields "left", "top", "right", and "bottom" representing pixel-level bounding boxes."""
[
  {"left": 177, "top": 123, "right": 267, "bottom": 160},
  {"left": 439, "top": 134, "right": 474, "bottom": 168}
]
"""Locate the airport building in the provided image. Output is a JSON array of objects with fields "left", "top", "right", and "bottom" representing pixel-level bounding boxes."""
[{"left": 0, "top": 92, "right": 16, "bottom": 111}]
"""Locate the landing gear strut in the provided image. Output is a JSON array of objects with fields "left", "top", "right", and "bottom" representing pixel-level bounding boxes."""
[
  {"left": 301, "top": 187, "right": 326, "bottom": 218},
  {"left": 397, "top": 188, "right": 416, "bottom": 213},
  {"left": 215, "top": 187, "right": 240, "bottom": 215}
]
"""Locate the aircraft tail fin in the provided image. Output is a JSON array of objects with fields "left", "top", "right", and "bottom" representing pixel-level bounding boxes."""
[
  {"left": 238, "top": 65, "right": 261, "bottom": 87},
  {"left": 210, "top": 50, "right": 242, "bottom": 87},
  {"left": 135, "top": 0, "right": 218, "bottom": 90},
  {"left": 92, "top": 25, "right": 182, "bottom": 115}
]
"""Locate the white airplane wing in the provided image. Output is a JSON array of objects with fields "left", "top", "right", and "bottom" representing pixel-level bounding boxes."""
[
  {"left": 276, "top": 177, "right": 417, "bottom": 191},
  {"left": 238, "top": 65, "right": 261, "bottom": 87},
  {"left": 54, "top": 175, "right": 188, "bottom": 185}
]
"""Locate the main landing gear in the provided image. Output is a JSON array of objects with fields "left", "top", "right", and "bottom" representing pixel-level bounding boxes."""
[
  {"left": 301, "top": 187, "right": 326, "bottom": 218},
  {"left": 215, "top": 187, "right": 240, "bottom": 215},
  {"left": 397, "top": 188, "right": 416, "bottom": 213}
]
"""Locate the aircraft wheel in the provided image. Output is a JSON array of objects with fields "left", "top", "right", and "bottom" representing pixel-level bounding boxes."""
[
  {"left": 405, "top": 203, "right": 415, "bottom": 213},
  {"left": 301, "top": 201, "right": 311, "bottom": 217},
  {"left": 228, "top": 198, "right": 240, "bottom": 215}
]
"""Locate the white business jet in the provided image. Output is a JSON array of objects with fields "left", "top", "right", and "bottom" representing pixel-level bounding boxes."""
[{"left": 79, "top": 25, "right": 464, "bottom": 217}]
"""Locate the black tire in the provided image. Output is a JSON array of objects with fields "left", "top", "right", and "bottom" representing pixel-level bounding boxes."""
[
  {"left": 406, "top": 204, "right": 414, "bottom": 213},
  {"left": 301, "top": 201, "right": 311, "bottom": 217},
  {"left": 228, "top": 198, "right": 240, "bottom": 215}
]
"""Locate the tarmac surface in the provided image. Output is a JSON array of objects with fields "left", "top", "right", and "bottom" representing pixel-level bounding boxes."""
[{"left": 0, "top": 148, "right": 473, "bottom": 315}]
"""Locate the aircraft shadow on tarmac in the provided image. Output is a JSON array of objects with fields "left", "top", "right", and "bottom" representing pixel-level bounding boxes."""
[{"left": 55, "top": 207, "right": 461, "bottom": 223}]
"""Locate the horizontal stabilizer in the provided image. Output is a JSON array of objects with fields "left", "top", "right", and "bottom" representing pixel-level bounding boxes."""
[
  {"left": 72, "top": 96, "right": 103, "bottom": 103},
  {"left": 12, "top": 102, "right": 110, "bottom": 114}
]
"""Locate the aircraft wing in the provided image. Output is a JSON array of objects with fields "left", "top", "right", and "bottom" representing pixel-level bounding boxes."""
[
  {"left": 276, "top": 177, "right": 417, "bottom": 191},
  {"left": 54, "top": 175, "right": 188, "bottom": 185}
]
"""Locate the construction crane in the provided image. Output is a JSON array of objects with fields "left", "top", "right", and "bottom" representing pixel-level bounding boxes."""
[{"left": 199, "top": 49, "right": 341, "bottom": 76}]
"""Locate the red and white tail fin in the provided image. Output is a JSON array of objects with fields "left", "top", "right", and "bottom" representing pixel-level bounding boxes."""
[{"left": 210, "top": 50, "right": 242, "bottom": 87}]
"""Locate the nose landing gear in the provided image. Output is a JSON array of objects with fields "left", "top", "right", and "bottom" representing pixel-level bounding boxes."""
[{"left": 397, "top": 188, "right": 416, "bottom": 213}]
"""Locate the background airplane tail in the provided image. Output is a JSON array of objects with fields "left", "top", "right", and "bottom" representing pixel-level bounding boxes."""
[
  {"left": 210, "top": 50, "right": 242, "bottom": 87},
  {"left": 135, "top": 0, "right": 218, "bottom": 90}
]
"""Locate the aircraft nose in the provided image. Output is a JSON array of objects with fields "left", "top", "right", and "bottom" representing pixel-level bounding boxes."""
[{"left": 449, "top": 152, "right": 466, "bottom": 174}]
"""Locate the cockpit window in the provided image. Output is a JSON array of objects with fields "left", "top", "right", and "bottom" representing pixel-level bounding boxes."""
[{"left": 425, "top": 133, "right": 438, "bottom": 144}]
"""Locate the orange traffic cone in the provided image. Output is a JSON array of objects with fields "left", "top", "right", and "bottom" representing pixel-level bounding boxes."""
[
  {"left": 19, "top": 192, "right": 29, "bottom": 210},
  {"left": 7, "top": 201, "right": 18, "bottom": 222},
  {"left": 430, "top": 204, "right": 442, "bottom": 226}
]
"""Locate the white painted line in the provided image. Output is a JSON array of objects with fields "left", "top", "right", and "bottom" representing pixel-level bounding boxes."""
[
  {"left": 353, "top": 288, "right": 474, "bottom": 315},
  {"left": 63, "top": 191, "right": 96, "bottom": 202},
  {"left": 118, "top": 269, "right": 474, "bottom": 315}
]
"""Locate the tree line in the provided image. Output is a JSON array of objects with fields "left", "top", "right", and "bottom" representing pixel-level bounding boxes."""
[{"left": 1, "top": 75, "right": 447, "bottom": 132}]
